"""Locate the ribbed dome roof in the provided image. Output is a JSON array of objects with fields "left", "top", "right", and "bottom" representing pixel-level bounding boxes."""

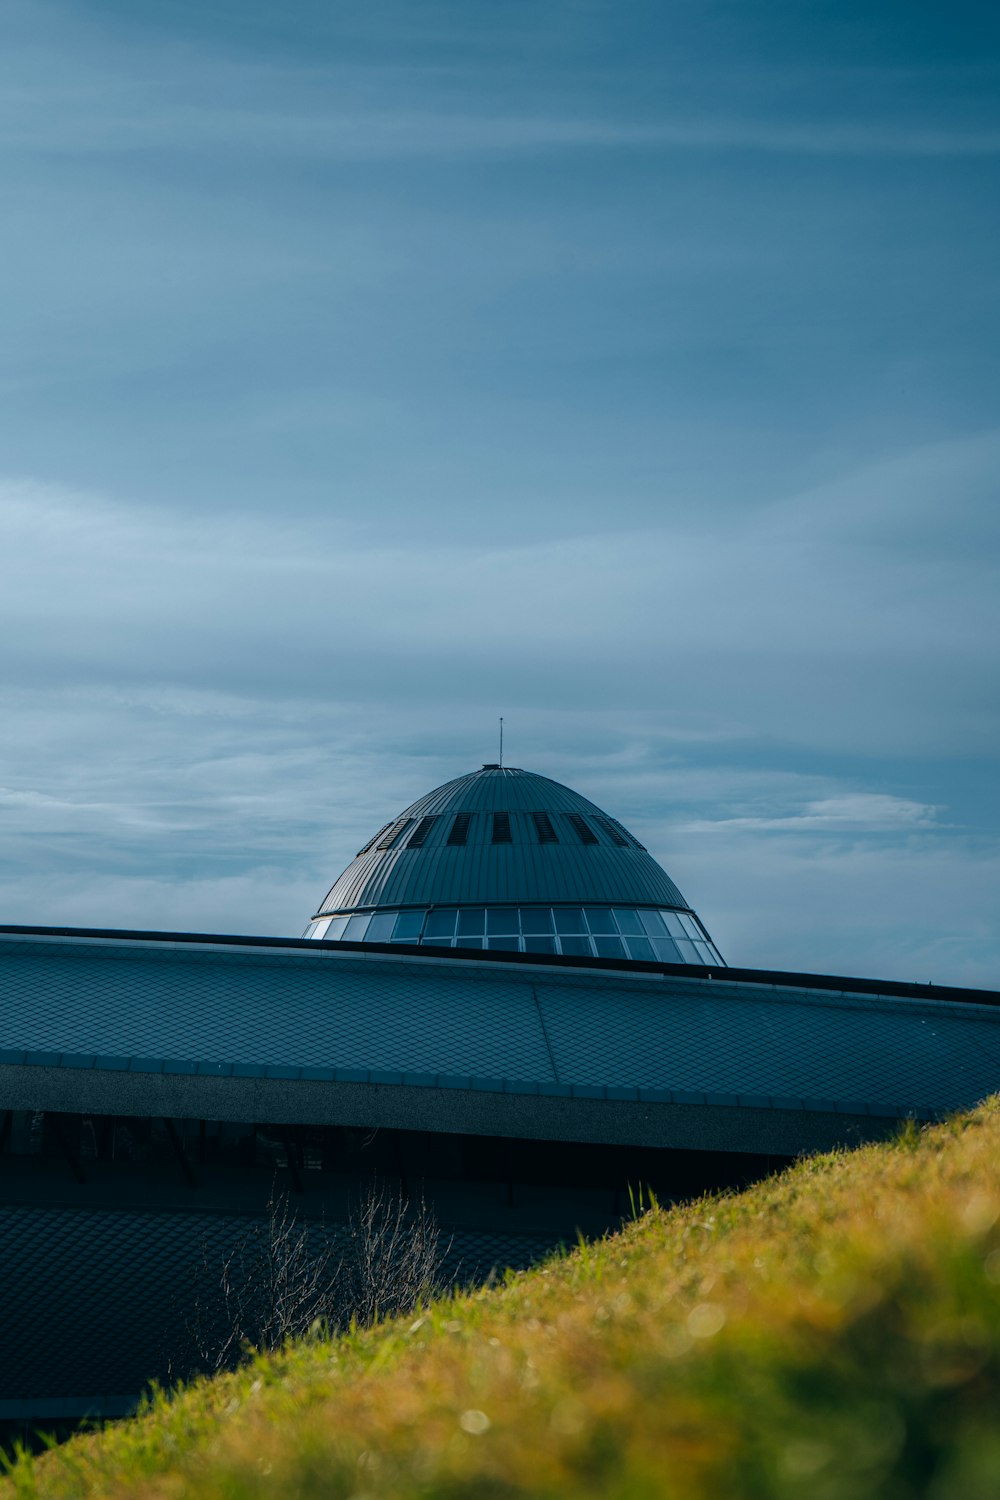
[{"left": 314, "top": 765, "right": 689, "bottom": 915}]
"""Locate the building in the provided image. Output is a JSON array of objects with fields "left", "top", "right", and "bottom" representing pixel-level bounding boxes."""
[
  {"left": 2, "top": 763, "right": 998, "bottom": 1428},
  {"left": 301, "top": 764, "right": 723, "bottom": 965}
]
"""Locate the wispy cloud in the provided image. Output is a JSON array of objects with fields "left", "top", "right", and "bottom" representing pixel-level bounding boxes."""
[
  {"left": 671, "top": 826, "right": 1000, "bottom": 988},
  {"left": 0, "top": 456, "right": 995, "bottom": 983},
  {"left": 680, "top": 793, "right": 941, "bottom": 834},
  {"left": 4, "top": 428, "right": 997, "bottom": 755},
  {"left": 5, "top": 91, "right": 1000, "bottom": 162},
  {"left": 2, "top": 2, "right": 999, "bottom": 165}
]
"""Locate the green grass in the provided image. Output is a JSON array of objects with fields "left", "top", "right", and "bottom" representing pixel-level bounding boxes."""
[{"left": 7, "top": 1101, "right": 1000, "bottom": 1499}]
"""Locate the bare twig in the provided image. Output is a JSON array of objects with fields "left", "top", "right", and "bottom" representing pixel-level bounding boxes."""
[{"left": 185, "top": 1180, "right": 446, "bottom": 1373}]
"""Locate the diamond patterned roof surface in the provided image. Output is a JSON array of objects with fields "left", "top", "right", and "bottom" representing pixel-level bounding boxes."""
[
  {"left": 2, "top": 931, "right": 999, "bottom": 1118},
  {"left": 0, "top": 1205, "right": 557, "bottom": 1403}
]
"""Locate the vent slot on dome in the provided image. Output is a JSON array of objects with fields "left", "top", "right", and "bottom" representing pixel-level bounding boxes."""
[
  {"left": 593, "top": 816, "right": 627, "bottom": 846},
  {"left": 491, "top": 812, "right": 512, "bottom": 844},
  {"left": 532, "top": 812, "right": 559, "bottom": 844},
  {"left": 376, "top": 818, "right": 413, "bottom": 850},
  {"left": 567, "top": 813, "right": 598, "bottom": 845},
  {"left": 614, "top": 816, "right": 646, "bottom": 850},
  {"left": 447, "top": 813, "right": 472, "bottom": 846},
  {"left": 594, "top": 815, "right": 644, "bottom": 849},
  {"left": 406, "top": 815, "right": 438, "bottom": 848},
  {"left": 356, "top": 820, "right": 394, "bottom": 857}
]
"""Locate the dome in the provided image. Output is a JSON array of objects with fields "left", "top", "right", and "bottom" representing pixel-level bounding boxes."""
[{"left": 304, "top": 765, "right": 724, "bottom": 967}]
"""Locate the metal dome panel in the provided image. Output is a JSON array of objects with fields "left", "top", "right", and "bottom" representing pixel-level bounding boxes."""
[{"left": 315, "top": 767, "right": 688, "bottom": 915}]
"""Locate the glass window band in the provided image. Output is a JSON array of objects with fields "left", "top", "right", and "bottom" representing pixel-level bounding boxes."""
[{"left": 306, "top": 904, "right": 723, "bottom": 966}]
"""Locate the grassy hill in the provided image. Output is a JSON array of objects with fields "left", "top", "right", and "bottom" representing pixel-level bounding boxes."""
[{"left": 7, "top": 1101, "right": 1000, "bottom": 1500}]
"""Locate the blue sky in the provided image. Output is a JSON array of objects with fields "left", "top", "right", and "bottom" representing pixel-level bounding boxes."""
[{"left": 1, "top": 0, "right": 998, "bottom": 985}]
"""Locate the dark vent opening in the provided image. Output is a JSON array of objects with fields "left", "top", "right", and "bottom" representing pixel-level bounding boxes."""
[
  {"left": 357, "top": 820, "right": 394, "bottom": 857},
  {"left": 594, "top": 816, "right": 628, "bottom": 848},
  {"left": 447, "top": 813, "right": 472, "bottom": 846},
  {"left": 406, "top": 816, "right": 439, "bottom": 848},
  {"left": 611, "top": 816, "right": 645, "bottom": 850},
  {"left": 492, "top": 812, "right": 512, "bottom": 844},
  {"left": 376, "top": 818, "right": 413, "bottom": 850},
  {"left": 532, "top": 812, "right": 559, "bottom": 844},
  {"left": 618, "top": 818, "right": 645, "bottom": 850},
  {"left": 567, "top": 813, "right": 599, "bottom": 845}
]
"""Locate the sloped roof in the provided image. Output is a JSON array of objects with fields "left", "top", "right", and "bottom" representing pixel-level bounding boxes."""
[
  {"left": 2, "top": 928, "right": 998, "bottom": 1132},
  {"left": 316, "top": 765, "right": 688, "bottom": 914}
]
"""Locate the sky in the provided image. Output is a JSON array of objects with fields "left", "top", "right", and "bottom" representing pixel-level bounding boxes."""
[{"left": 1, "top": 0, "right": 998, "bottom": 986}]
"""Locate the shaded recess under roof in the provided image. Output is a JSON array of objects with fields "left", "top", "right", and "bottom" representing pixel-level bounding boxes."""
[{"left": 310, "top": 765, "right": 722, "bottom": 964}]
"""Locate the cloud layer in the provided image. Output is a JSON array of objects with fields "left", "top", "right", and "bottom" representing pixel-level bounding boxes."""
[
  {"left": 0, "top": 0, "right": 997, "bottom": 988},
  {"left": 2, "top": 445, "right": 997, "bottom": 985}
]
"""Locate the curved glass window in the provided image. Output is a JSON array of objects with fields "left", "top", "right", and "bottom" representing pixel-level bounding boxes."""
[
  {"left": 594, "top": 935, "right": 626, "bottom": 959},
  {"left": 554, "top": 908, "right": 586, "bottom": 934},
  {"left": 424, "top": 908, "right": 458, "bottom": 939},
  {"left": 528, "top": 936, "right": 558, "bottom": 955},
  {"left": 364, "top": 912, "right": 397, "bottom": 943},
  {"left": 486, "top": 908, "right": 519, "bottom": 935},
  {"left": 305, "top": 905, "right": 723, "bottom": 966},
  {"left": 392, "top": 911, "right": 424, "bottom": 941}
]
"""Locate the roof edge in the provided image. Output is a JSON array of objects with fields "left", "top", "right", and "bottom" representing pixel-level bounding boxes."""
[{"left": 0, "top": 924, "right": 997, "bottom": 1009}]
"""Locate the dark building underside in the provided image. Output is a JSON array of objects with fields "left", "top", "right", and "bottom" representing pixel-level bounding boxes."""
[
  {"left": 1, "top": 1112, "right": 792, "bottom": 1422},
  {"left": 2, "top": 922, "right": 998, "bottom": 1426}
]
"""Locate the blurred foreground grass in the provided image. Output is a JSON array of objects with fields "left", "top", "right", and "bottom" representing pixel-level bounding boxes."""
[{"left": 7, "top": 1101, "right": 1000, "bottom": 1499}]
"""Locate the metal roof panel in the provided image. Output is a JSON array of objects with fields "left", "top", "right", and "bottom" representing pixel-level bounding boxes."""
[
  {"left": 315, "top": 767, "right": 687, "bottom": 915},
  {"left": 1, "top": 932, "right": 998, "bottom": 1121}
]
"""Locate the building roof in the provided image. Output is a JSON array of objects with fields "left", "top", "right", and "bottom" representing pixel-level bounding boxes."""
[
  {"left": 2, "top": 927, "right": 999, "bottom": 1151},
  {"left": 315, "top": 765, "right": 690, "bottom": 915}
]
